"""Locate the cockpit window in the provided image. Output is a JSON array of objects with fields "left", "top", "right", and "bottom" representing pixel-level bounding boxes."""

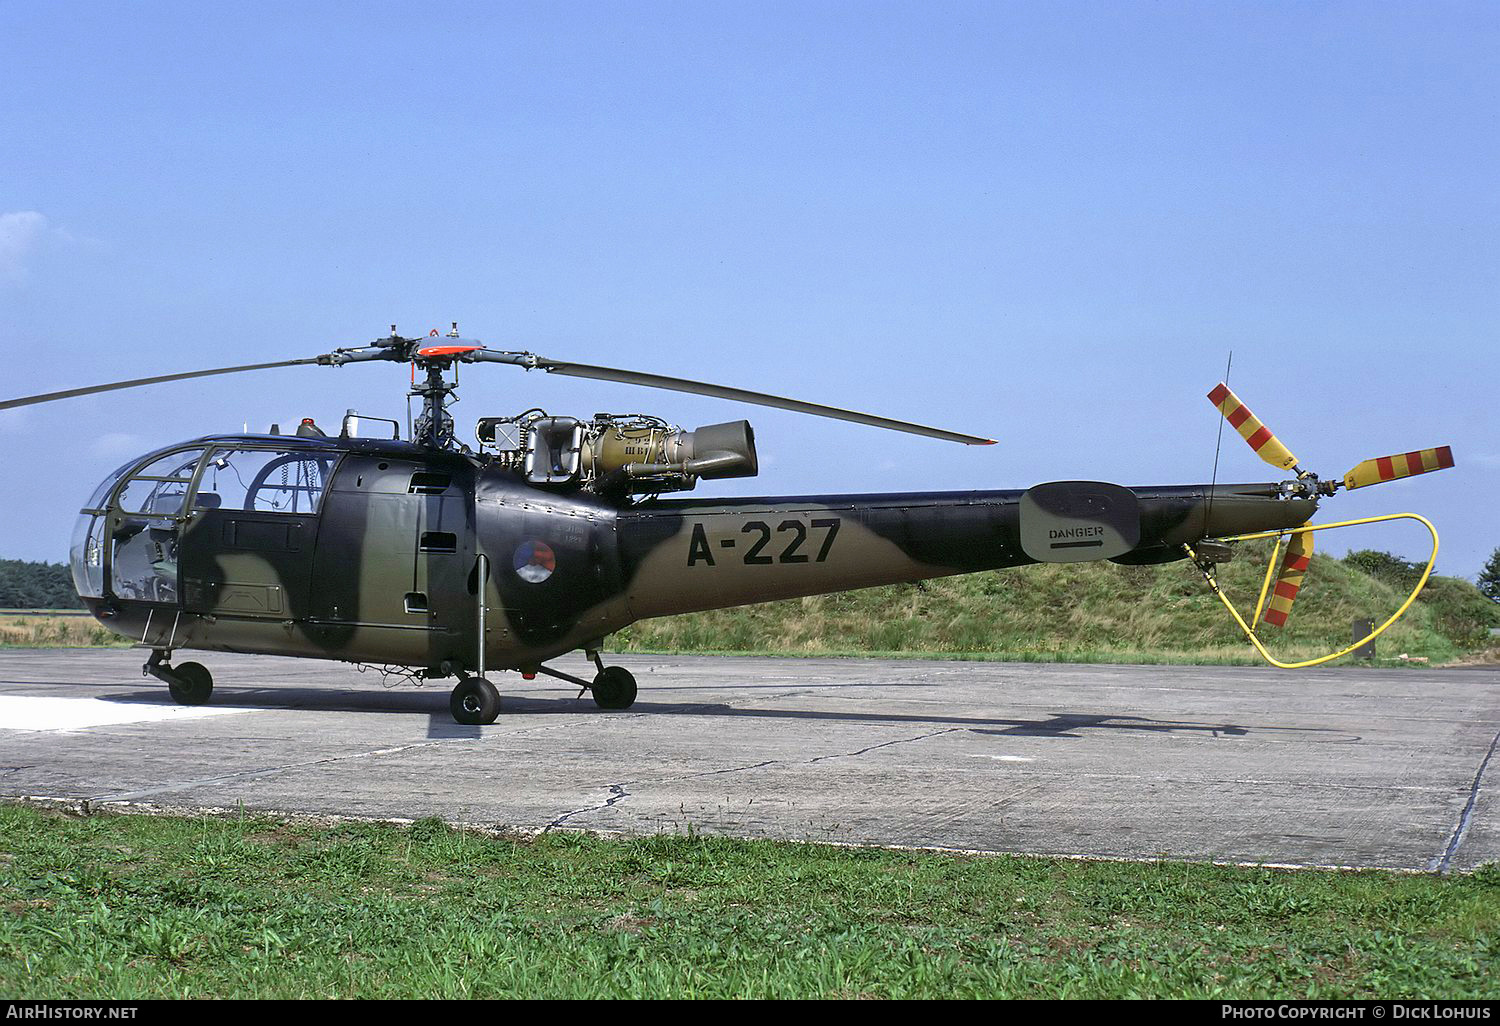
[
  {"left": 117, "top": 478, "right": 193, "bottom": 516},
  {"left": 201, "top": 449, "right": 338, "bottom": 514},
  {"left": 132, "top": 450, "right": 205, "bottom": 480},
  {"left": 115, "top": 448, "right": 207, "bottom": 516},
  {"left": 84, "top": 459, "right": 136, "bottom": 511}
]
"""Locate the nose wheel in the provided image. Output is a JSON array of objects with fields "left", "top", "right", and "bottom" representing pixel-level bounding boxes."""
[
  {"left": 144, "top": 652, "right": 214, "bottom": 705},
  {"left": 591, "top": 666, "right": 637, "bottom": 710},
  {"left": 168, "top": 662, "right": 214, "bottom": 705}
]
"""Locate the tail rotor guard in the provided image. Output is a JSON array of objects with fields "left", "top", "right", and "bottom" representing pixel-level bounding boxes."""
[{"left": 1188, "top": 514, "right": 1438, "bottom": 669}]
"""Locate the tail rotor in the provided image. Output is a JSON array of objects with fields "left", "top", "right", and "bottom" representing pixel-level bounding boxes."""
[
  {"left": 1206, "top": 382, "right": 1455, "bottom": 501},
  {"left": 1200, "top": 382, "right": 1453, "bottom": 647}
]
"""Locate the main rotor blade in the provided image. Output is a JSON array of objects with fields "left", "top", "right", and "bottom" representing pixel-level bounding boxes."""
[
  {"left": 512, "top": 355, "right": 995, "bottom": 445},
  {"left": 1207, "top": 383, "right": 1299, "bottom": 472},
  {"left": 0, "top": 358, "right": 322, "bottom": 412}
]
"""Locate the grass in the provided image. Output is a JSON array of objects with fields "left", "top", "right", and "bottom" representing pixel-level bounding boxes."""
[
  {"left": 0, "top": 805, "right": 1496, "bottom": 999},
  {"left": 0, "top": 611, "right": 126, "bottom": 649}
]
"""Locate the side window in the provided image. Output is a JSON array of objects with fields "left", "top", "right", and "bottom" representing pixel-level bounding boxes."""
[{"left": 200, "top": 450, "right": 338, "bottom": 514}]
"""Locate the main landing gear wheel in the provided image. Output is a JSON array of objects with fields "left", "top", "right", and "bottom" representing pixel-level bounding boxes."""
[
  {"left": 450, "top": 676, "right": 501, "bottom": 725},
  {"left": 591, "top": 666, "right": 637, "bottom": 710},
  {"left": 167, "top": 661, "right": 213, "bottom": 706}
]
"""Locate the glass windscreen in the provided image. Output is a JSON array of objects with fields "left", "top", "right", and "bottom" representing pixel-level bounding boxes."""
[
  {"left": 112, "top": 448, "right": 206, "bottom": 516},
  {"left": 69, "top": 514, "right": 105, "bottom": 599},
  {"left": 84, "top": 460, "right": 135, "bottom": 511},
  {"left": 132, "top": 450, "right": 205, "bottom": 480}
]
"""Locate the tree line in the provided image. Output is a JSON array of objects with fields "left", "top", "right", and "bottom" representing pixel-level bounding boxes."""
[{"left": 0, "top": 560, "right": 85, "bottom": 609}]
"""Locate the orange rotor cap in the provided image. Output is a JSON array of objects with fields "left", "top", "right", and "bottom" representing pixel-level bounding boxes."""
[{"left": 418, "top": 345, "right": 485, "bottom": 358}]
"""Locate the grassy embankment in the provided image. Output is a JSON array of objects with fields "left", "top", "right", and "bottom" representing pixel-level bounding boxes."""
[
  {"left": 4, "top": 546, "right": 1496, "bottom": 665},
  {"left": 1, "top": 805, "right": 1496, "bottom": 999},
  {"left": 613, "top": 543, "right": 1500, "bottom": 666}
]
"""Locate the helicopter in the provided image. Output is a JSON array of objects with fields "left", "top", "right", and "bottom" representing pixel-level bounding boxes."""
[{"left": 0, "top": 324, "right": 1455, "bottom": 724}]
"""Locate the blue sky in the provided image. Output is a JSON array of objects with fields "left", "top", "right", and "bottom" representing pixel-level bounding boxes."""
[{"left": 2, "top": 1, "right": 1496, "bottom": 578}]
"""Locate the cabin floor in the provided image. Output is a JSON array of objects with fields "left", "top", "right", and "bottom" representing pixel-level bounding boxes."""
[{"left": 0, "top": 650, "right": 1495, "bottom": 871}]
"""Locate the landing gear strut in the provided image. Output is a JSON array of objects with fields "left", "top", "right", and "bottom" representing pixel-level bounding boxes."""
[
  {"left": 144, "top": 651, "right": 214, "bottom": 706},
  {"left": 529, "top": 652, "right": 639, "bottom": 711}
]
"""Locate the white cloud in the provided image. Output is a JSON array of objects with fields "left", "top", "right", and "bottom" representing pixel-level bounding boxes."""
[
  {"left": 0, "top": 211, "right": 62, "bottom": 282},
  {"left": 90, "top": 432, "right": 146, "bottom": 458}
]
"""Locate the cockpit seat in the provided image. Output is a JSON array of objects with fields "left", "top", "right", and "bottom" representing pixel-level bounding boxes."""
[{"left": 146, "top": 493, "right": 186, "bottom": 515}]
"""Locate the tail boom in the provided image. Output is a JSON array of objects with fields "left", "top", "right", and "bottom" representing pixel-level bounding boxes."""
[{"left": 616, "top": 482, "right": 1317, "bottom": 619}]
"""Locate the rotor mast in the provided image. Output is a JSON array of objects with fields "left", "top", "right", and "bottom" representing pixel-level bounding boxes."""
[
  {"left": 411, "top": 359, "right": 458, "bottom": 450},
  {"left": 408, "top": 323, "right": 466, "bottom": 450},
  {"left": 317, "top": 323, "right": 478, "bottom": 451}
]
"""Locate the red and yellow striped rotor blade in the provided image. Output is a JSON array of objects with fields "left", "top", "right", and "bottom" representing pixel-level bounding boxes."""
[
  {"left": 1262, "top": 532, "right": 1313, "bottom": 629},
  {"left": 1207, "top": 384, "right": 1299, "bottom": 472},
  {"left": 1342, "top": 446, "right": 1455, "bottom": 491}
]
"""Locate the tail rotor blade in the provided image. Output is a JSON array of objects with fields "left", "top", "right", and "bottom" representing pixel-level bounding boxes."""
[
  {"left": 1207, "top": 384, "right": 1300, "bottom": 472},
  {"left": 1343, "top": 446, "right": 1455, "bottom": 490},
  {"left": 1262, "top": 532, "right": 1313, "bottom": 629}
]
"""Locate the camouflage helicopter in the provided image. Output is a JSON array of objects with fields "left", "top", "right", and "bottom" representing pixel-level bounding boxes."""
[{"left": 1, "top": 325, "right": 1455, "bottom": 724}]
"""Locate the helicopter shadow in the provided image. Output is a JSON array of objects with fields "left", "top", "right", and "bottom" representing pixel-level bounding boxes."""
[
  {"left": 637, "top": 700, "right": 1336, "bottom": 740},
  {"left": 463, "top": 693, "right": 1348, "bottom": 742}
]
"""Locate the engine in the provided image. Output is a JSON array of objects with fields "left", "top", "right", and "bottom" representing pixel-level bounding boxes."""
[{"left": 476, "top": 412, "right": 758, "bottom": 496}]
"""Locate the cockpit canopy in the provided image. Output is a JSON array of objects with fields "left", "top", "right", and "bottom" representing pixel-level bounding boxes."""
[{"left": 70, "top": 439, "right": 341, "bottom": 602}]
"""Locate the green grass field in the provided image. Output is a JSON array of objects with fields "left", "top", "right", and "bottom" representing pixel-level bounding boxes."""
[{"left": 1, "top": 805, "right": 1495, "bottom": 999}]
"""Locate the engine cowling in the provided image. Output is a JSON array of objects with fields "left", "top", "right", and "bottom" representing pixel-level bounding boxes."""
[
  {"left": 585, "top": 418, "right": 758, "bottom": 483},
  {"left": 476, "top": 413, "right": 759, "bottom": 494}
]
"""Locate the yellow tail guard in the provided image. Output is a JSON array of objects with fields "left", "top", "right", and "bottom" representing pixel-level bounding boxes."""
[
  {"left": 1261, "top": 532, "right": 1312, "bottom": 628},
  {"left": 1188, "top": 514, "right": 1439, "bottom": 669},
  {"left": 1343, "top": 447, "right": 1455, "bottom": 490},
  {"left": 1207, "top": 384, "right": 1299, "bottom": 472}
]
